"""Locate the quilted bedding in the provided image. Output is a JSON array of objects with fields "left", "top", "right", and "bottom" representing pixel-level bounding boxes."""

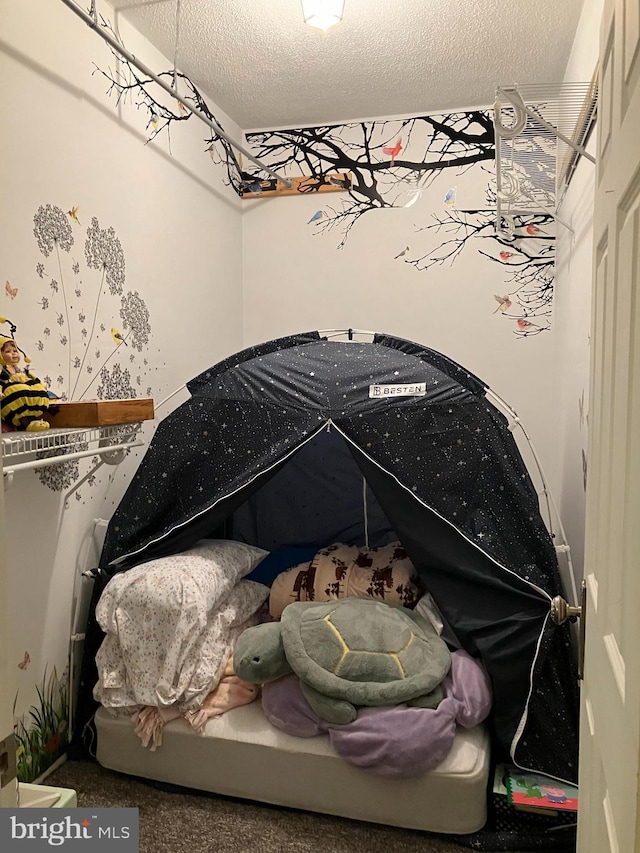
[
  {"left": 93, "top": 540, "right": 269, "bottom": 713},
  {"left": 93, "top": 538, "right": 491, "bottom": 772}
]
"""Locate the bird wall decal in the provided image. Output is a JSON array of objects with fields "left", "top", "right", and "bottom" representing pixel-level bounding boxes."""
[
  {"left": 493, "top": 294, "right": 512, "bottom": 313},
  {"left": 444, "top": 187, "right": 457, "bottom": 207},
  {"left": 383, "top": 138, "right": 403, "bottom": 164}
]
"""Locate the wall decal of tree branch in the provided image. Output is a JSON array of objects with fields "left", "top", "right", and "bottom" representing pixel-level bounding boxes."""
[
  {"left": 406, "top": 205, "right": 555, "bottom": 335},
  {"left": 92, "top": 13, "right": 555, "bottom": 334},
  {"left": 246, "top": 113, "right": 496, "bottom": 244},
  {"left": 92, "top": 15, "right": 243, "bottom": 191}
]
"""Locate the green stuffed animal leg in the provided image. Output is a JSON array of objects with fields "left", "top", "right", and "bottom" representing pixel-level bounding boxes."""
[
  {"left": 407, "top": 684, "right": 444, "bottom": 710},
  {"left": 300, "top": 681, "right": 357, "bottom": 725}
]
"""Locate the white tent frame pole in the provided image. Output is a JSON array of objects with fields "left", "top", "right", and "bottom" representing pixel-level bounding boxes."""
[
  {"left": 58, "top": 0, "right": 292, "bottom": 188},
  {"left": 486, "top": 387, "right": 579, "bottom": 606},
  {"left": 318, "top": 328, "right": 376, "bottom": 340}
]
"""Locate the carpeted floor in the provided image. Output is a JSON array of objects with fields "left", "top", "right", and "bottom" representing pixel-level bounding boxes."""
[{"left": 46, "top": 758, "right": 473, "bottom": 853}]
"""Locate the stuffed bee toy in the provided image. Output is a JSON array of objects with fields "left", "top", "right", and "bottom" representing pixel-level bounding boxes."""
[{"left": 0, "top": 317, "right": 52, "bottom": 432}]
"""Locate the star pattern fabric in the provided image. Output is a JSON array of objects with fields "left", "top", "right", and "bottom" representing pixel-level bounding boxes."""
[{"left": 86, "top": 331, "right": 578, "bottom": 783}]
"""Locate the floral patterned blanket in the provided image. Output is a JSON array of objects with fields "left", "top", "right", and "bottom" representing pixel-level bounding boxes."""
[
  {"left": 129, "top": 655, "right": 259, "bottom": 751},
  {"left": 94, "top": 540, "right": 269, "bottom": 716}
]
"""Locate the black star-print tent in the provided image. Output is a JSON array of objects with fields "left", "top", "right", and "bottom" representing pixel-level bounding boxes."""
[{"left": 76, "top": 330, "right": 578, "bottom": 783}]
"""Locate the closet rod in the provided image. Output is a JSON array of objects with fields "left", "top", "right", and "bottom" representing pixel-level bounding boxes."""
[{"left": 58, "top": 0, "right": 292, "bottom": 188}]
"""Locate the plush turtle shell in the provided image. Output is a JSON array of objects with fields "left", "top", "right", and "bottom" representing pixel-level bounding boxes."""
[{"left": 280, "top": 598, "right": 451, "bottom": 707}]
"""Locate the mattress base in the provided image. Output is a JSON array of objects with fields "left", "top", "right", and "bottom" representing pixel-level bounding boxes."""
[{"left": 95, "top": 703, "right": 490, "bottom": 834}]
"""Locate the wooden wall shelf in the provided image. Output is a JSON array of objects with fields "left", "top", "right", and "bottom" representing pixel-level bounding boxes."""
[{"left": 240, "top": 172, "right": 352, "bottom": 199}]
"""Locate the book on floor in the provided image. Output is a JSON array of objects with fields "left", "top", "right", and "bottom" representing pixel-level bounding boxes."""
[{"left": 503, "top": 766, "right": 578, "bottom": 813}]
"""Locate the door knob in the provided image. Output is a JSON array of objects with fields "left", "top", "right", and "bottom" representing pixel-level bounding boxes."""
[{"left": 550, "top": 579, "right": 587, "bottom": 680}]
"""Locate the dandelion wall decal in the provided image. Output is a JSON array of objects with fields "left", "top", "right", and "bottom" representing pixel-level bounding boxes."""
[{"left": 30, "top": 201, "right": 155, "bottom": 492}]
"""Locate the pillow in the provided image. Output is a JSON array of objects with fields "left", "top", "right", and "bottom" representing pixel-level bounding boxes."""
[
  {"left": 195, "top": 539, "right": 269, "bottom": 580},
  {"left": 97, "top": 539, "right": 268, "bottom": 640},
  {"left": 244, "top": 546, "right": 318, "bottom": 586}
]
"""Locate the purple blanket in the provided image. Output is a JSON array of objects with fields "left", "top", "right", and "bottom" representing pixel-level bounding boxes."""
[{"left": 262, "top": 650, "right": 492, "bottom": 777}]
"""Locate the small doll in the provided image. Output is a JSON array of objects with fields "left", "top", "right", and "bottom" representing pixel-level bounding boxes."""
[{"left": 0, "top": 318, "right": 52, "bottom": 432}]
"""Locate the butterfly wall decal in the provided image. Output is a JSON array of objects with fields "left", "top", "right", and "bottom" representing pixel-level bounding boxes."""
[
  {"left": 5, "top": 281, "right": 17, "bottom": 299},
  {"left": 17, "top": 650, "right": 30, "bottom": 670}
]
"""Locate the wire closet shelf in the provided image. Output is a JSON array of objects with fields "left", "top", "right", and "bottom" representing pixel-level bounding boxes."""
[
  {"left": 1, "top": 424, "right": 144, "bottom": 476},
  {"left": 494, "top": 81, "right": 597, "bottom": 238}
]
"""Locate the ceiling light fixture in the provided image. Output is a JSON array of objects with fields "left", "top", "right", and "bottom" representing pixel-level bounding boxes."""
[{"left": 301, "top": 0, "right": 345, "bottom": 32}]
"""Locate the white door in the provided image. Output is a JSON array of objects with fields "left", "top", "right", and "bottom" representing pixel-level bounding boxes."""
[{"left": 577, "top": 0, "right": 640, "bottom": 850}]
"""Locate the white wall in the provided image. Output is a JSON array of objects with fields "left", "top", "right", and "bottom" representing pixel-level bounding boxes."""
[
  {"left": 553, "top": 0, "right": 603, "bottom": 597},
  {"left": 0, "top": 0, "right": 244, "bottom": 775}
]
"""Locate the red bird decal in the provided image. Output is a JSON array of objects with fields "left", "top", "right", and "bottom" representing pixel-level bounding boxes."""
[
  {"left": 526, "top": 224, "right": 548, "bottom": 236},
  {"left": 383, "top": 138, "right": 403, "bottom": 164}
]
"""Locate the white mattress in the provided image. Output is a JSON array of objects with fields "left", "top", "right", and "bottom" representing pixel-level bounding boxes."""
[{"left": 95, "top": 702, "right": 490, "bottom": 834}]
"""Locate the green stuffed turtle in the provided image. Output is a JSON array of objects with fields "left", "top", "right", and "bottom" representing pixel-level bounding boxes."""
[{"left": 233, "top": 597, "right": 452, "bottom": 724}]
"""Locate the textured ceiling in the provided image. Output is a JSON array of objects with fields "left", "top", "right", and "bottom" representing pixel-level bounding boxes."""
[{"left": 107, "top": 0, "right": 586, "bottom": 130}]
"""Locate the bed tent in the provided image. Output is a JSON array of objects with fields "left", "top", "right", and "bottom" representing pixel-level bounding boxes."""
[{"left": 75, "top": 331, "right": 579, "bottom": 784}]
